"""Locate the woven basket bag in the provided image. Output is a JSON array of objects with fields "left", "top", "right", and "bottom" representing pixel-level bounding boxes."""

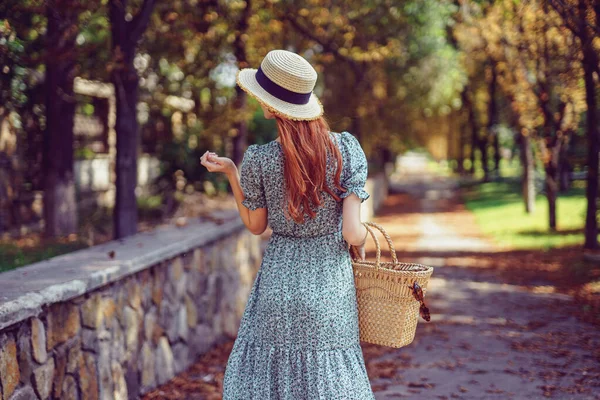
[{"left": 350, "top": 221, "right": 434, "bottom": 348}]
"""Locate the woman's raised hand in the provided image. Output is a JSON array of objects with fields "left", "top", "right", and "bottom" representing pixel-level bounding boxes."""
[{"left": 200, "top": 151, "right": 236, "bottom": 176}]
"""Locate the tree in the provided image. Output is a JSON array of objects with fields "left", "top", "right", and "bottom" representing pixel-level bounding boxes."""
[
  {"left": 43, "top": 1, "right": 84, "bottom": 237},
  {"left": 548, "top": 0, "right": 600, "bottom": 248},
  {"left": 109, "top": 0, "right": 156, "bottom": 239}
]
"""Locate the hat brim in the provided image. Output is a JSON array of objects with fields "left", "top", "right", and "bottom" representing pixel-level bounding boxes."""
[{"left": 236, "top": 68, "right": 323, "bottom": 121}]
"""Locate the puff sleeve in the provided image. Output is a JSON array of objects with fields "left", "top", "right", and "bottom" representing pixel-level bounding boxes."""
[
  {"left": 339, "top": 131, "right": 370, "bottom": 203},
  {"left": 240, "top": 144, "right": 267, "bottom": 210}
]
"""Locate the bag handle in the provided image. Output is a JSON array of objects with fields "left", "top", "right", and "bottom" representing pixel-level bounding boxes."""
[{"left": 351, "top": 221, "right": 398, "bottom": 268}]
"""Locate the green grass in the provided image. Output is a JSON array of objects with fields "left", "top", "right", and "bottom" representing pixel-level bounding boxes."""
[
  {"left": 0, "top": 240, "right": 88, "bottom": 273},
  {"left": 463, "top": 180, "right": 591, "bottom": 250}
]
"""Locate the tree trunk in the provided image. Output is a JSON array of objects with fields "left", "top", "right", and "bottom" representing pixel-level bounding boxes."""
[
  {"left": 231, "top": 0, "right": 251, "bottom": 165},
  {"left": 581, "top": 0, "right": 599, "bottom": 249},
  {"left": 558, "top": 140, "right": 571, "bottom": 192},
  {"left": 519, "top": 133, "right": 535, "bottom": 214},
  {"left": 542, "top": 138, "right": 561, "bottom": 231},
  {"left": 43, "top": 3, "right": 78, "bottom": 237},
  {"left": 109, "top": 0, "right": 156, "bottom": 239},
  {"left": 544, "top": 161, "right": 558, "bottom": 231},
  {"left": 487, "top": 62, "right": 500, "bottom": 173},
  {"left": 480, "top": 134, "right": 489, "bottom": 182},
  {"left": 462, "top": 88, "right": 478, "bottom": 175}
]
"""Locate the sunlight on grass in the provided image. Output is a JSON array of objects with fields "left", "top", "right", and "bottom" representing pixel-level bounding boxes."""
[{"left": 463, "top": 181, "right": 590, "bottom": 250}]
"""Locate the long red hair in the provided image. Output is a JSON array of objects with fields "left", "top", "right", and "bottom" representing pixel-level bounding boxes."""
[{"left": 276, "top": 116, "right": 346, "bottom": 223}]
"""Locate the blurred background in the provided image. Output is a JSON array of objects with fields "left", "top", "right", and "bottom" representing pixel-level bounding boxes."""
[
  {"left": 2, "top": 1, "right": 600, "bottom": 398},
  {"left": 0, "top": 0, "right": 599, "bottom": 288}
]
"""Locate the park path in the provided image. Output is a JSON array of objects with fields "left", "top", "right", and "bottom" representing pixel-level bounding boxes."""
[
  {"left": 143, "top": 155, "right": 600, "bottom": 400},
  {"left": 363, "top": 157, "right": 600, "bottom": 400}
]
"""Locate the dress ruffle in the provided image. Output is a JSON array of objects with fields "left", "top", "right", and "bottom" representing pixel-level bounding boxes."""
[{"left": 223, "top": 338, "right": 374, "bottom": 400}]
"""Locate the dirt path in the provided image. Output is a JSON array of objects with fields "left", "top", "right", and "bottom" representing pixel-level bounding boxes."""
[
  {"left": 363, "top": 178, "right": 600, "bottom": 400},
  {"left": 143, "top": 167, "right": 600, "bottom": 400}
]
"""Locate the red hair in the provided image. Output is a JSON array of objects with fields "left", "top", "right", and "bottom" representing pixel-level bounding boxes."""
[{"left": 276, "top": 116, "right": 346, "bottom": 223}]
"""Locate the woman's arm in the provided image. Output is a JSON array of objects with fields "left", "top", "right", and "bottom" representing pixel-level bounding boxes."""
[
  {"left": 226, "top": 167, "right": 268, "bottom": 235},
  {"left": 342, "top": 192, "right": 368, "bottom": 258},
  {"left": 200, "top": 151, "right": 268, "bottom": 235}
]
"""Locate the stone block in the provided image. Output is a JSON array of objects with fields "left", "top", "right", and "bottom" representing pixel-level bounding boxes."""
[
  {"left": 32, "top": 357, "right": 54, "bottom": 400},
  {"left": 189, "top": 324, "right": 215, "bottom": 356},
  {"left": 97, "top": 341, "right": 112, "bottom": 400},
  {"left": 0, "top": 334, "right": 20, "bottom": 399},
  {"left": 52, "top": 348, "right": 67, "bottom": 399},
  {"left": 143, "top": 310, "right": 157, "bottom": 343},
  {"left": 79, "top": 351, "right": 99, "bottom": 400},
  {"left": 16, "top": 324, "right": 33, "bottom": 385},
  {"left": 177, "top": 307, "right": 188, "bottom": 342},
  {"left": 46, "top": 302, "right": 81, "bottom": 351},
  {"left": 169, "top": 257, "right": 184, "bottom": 282},
  {"left": 6, "top": 386, "right": 36, "bottom": 400},
  {"left": 111, "top": 361, "right": 127, "bottom": 400},
  {"left": 123, "top": 306, "right": 140, "bottom": 354},
  {"left": 67, "top": 337, "right": 81, "bottom": 374},
  {"left": 139, "top": 342, "right": 155, "bottom": 392},
  {"left": 126, "top": 278, "right": 142, "bottom": 311},
  {"left": 171, "top": 342, "right": 191, "bottom": 374},
  {"left": 81, "top": 294, "right": 103, "bottom": 329},
  {"left": 61, "top": 375, "right": 78, "bottom": 400},
  {"left": 111, "top": 322, "right": 125, "bottom": 364},
  {"left": 184, "top": 295, "right": 197, "bottom": 328},
  {"left": 31, "top": 317, "right": 47, "bottom": 364},
  {"left": 154, "top": 337, "right": 174, "bottom": 386},
  {"left": 151, "top": 269, "right": 165, "bottom": 306},
  {"left": 81, "top": 328, "right": 98, "bottom": 353}
]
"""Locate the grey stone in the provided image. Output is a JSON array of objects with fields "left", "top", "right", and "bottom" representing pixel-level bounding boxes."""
[
  {"left": 177, "top": 307, "right": 188, "bottom": 342},
  {"left": 31, "top": 317, "right": 47, "bottom": 364},
  {"left": 0, "top": 333, "right": 20, "bottom": 399},
  {"left": 79, "top": 351, "right": 99, "bottom": 400},
  {"left": 81, "top": 294, "right": 103, "bottom": 329},
  {"left": 155, "top": 337, "right": 174, "bottom": 386},
  {"left": 16, "top": 323, "right": 33, "bottom": 385},
  {"left": 97, "top": 341, "right": 112, "bottom": 400},
  {"left": 81, "top": 328, "right": 98, "bottom": 352},
  {"left": 52, "top": 346, "right": 67, "bottom": 398},
  {"left": 32, "top": 357, "right": 55, "bottom": 400},
  {"left": 158, "top": 300, "right": 179, "bottom": 343},
  {"left": 61, "top": 374, "right": 78, "bottom": 400},
  {"left": 189, "top": 324, "right": 215, "bottom": 357},
  {"left": 171, "top": 342, "right": 191, "bottom": 374},
  {"left": 66, "top": 338, "right": 81, "bottom": 374},
  {"left": 7, "top": 385, "right": 37, "bottom": 400},
  {"left": 139, "top": 342, "right": 155, "bottom": 392},
  {"left": 123, "top": 306, "right": 139, "bottom": 354},
  {"left": 111, "top": 321, "right": 125, "bottom": 364},
  {"left": 143, "top": 309, "right": 157, "bottom": 343},
  {"left": 111, "top": 361, "right": 127, "bottom": 400}
]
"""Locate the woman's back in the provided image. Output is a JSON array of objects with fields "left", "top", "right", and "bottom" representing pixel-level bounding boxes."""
[{"left": 240, "top": 131, "right": 370, "bottom": 238}]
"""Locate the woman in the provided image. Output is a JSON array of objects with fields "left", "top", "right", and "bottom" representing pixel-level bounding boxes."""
[{"left": 200, "top": 49, "right": 375, "bottom": 399}]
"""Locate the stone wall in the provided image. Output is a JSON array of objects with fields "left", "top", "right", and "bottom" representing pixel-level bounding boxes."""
[{"left": 0, "top": 215, "right": 262, "bottom": 400}]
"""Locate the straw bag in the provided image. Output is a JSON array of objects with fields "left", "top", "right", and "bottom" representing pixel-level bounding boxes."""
[{"left": 350, "top": 221, "right": 434, "bottom": 348}]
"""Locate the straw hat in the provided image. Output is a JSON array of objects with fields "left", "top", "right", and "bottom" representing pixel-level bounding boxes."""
[{"left": 236, "top": 50, "right": 323, "bottom": 121}]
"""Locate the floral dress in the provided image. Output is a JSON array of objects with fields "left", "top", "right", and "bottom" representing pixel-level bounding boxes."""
[{"left": 222, "top": 131, "right": 375, "bottom": 400}]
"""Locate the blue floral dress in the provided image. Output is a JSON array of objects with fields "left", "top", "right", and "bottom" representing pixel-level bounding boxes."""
[{"left": 222, "top": 131, "right": 375, "bottom": 400}]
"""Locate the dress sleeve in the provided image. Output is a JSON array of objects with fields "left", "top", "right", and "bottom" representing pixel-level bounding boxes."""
[
  {"left": 240, "top": 145, "right": 267, "bottom": 210},
  {"left": 339, "top": 131, "right": 370, "bottom": 203}
]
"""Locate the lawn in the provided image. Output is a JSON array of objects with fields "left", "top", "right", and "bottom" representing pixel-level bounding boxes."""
[
  {"left": 0, "top": 239, "right": 88, "bottom": 273},
  {"left": 462, "top": 180, "right": 591, "bottom": 250}
]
